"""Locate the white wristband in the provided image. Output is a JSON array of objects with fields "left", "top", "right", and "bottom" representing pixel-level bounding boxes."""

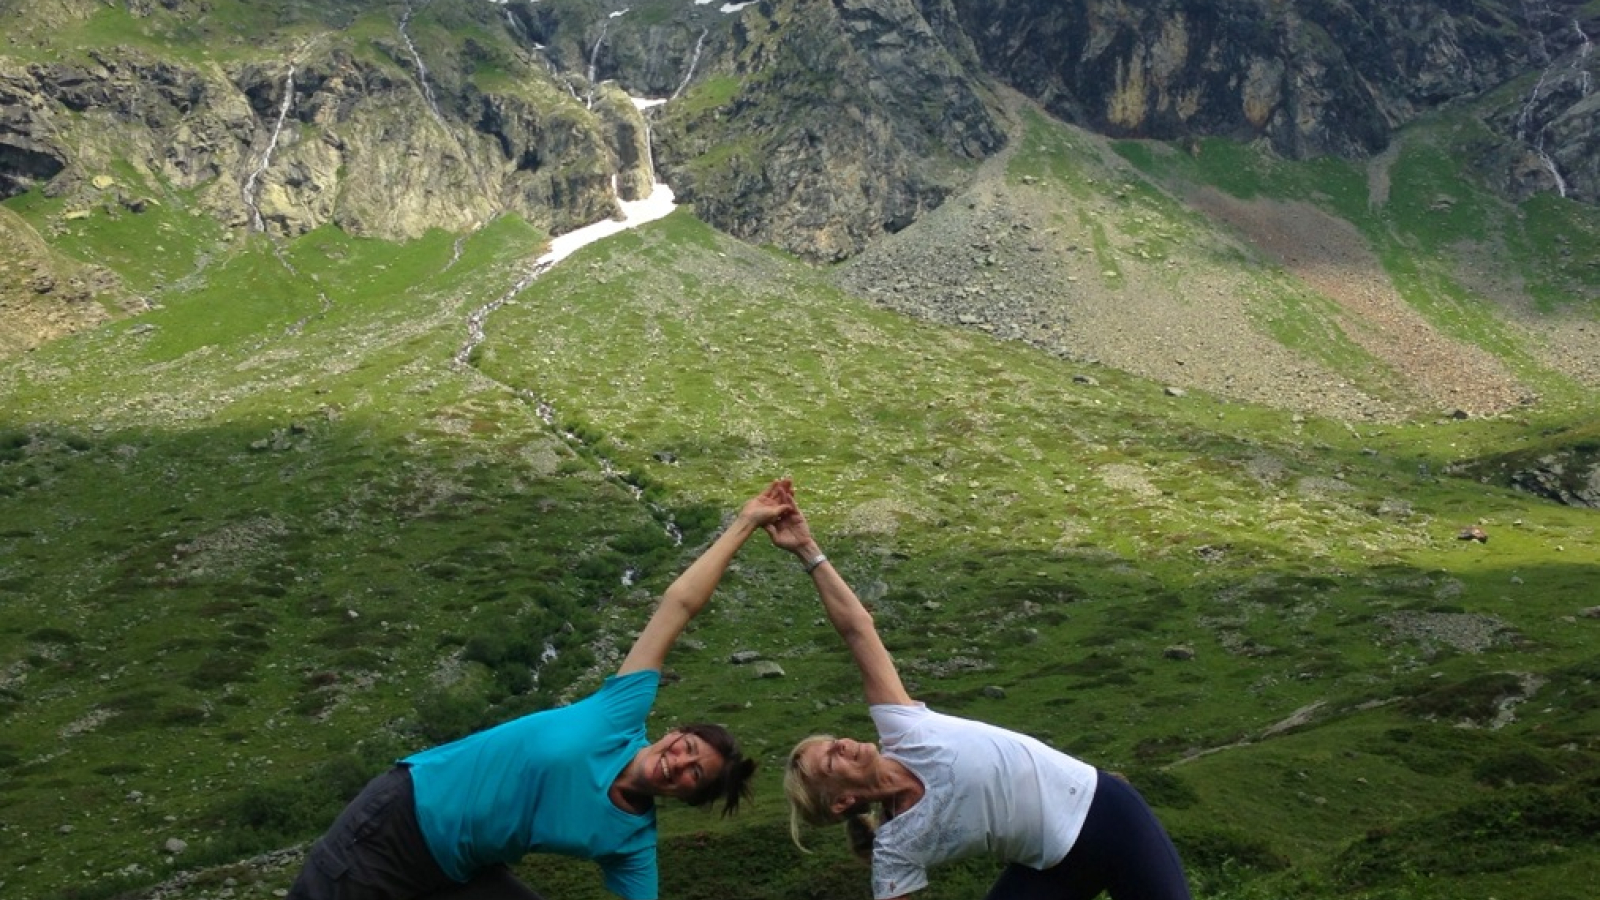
[{"left": 803, "top": 553, "right": 828, "bottom": 575}]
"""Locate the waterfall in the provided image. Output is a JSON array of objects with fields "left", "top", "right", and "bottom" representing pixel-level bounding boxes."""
[
  {"left": 1513, "top": 0, "right": 1569, "bottom": 195},
  {"left": 242, "top": 66, "right": 296, "bottom": 233},
  {"left": 1536, "top": 135, "right": 1570, "bottom": 197},
  {"left": 585, "top": 22, "right": 609, "bottom": 108},
  {"left": 632, "top": 96, "right": 666, "bottom": 184},
  {"left": 503, "top": 8, "right": 528, "bottom": 44},
  {"left": 1515, "top": 69, "right": 1551, "bottom": 142},
  {"left": 1576, "top": 20, "right": 1593, "bottom": 95},
  {"left": 671, "top": 28, "right": 708, "bottom": 100},
  {"left": 399, "top": 3, "right": 446, "bottom": 125}
]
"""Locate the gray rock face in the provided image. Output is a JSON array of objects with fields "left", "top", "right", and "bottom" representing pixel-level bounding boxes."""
[
  {"left": 654, "top": 0, "right": 1006, "bottom": 262},
  {"left": 0, "top": 0, "right": 1594, "bottom": 260},
  {"left": 1509, "top": 456, "right": 1600, "bottom": 508},
  {"left": 940, "top": 0, "right": 1597, "bottom": 202},
  {"left": 0, "top": 43, "right": 651, "bottom": 242}
]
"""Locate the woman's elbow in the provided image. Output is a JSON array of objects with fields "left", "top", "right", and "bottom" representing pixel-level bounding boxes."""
[{"left": 836, "top": 609, "right": 878, "bottom": 639}]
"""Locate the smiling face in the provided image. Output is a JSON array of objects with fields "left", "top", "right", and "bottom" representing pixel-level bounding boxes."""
[
  {"left": 642, "top": 730, "right": 727, "bottom": 800},
  {"left": 794, "top": 736, "right": 880, "bottom": 813}
]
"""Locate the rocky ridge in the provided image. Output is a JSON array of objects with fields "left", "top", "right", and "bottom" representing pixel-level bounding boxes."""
[{"left": 836, "top": 92, "right": 1599, "bottom": 423}]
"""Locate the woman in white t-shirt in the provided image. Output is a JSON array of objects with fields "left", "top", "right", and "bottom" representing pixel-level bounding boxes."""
[{"left": 766, "top": 482, "right": 1192, "bottom": 900}]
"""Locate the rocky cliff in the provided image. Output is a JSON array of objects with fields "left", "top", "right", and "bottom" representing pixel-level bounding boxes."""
[
  {"left": 941, "top": 0, "right": 1598, "bottom": 204},
  {"left": 652, "top": 0, "right": 1007, "bottom": 261},
  {"left": 1, "top": 0, "right": 1596, "bottom": 290},
  {"left": 0, "top": 40, "right": 639, "bottom": 242}
]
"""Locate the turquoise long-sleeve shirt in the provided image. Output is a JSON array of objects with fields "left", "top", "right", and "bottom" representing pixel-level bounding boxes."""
[{"left": 405, "top": 670, "right": 661, "bottom": 898}]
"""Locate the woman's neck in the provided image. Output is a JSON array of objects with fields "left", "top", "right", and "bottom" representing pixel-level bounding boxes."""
[
  {"left": 609, "top": 749, "right": 656, "bottom": 814},
  {"left": 878, "top": 758, "right": 924, "bottom": 817}
]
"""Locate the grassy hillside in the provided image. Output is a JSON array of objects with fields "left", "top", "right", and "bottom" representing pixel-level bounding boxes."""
[{"left": 3, "top": 72, "right": 1599, "bottom": 900}]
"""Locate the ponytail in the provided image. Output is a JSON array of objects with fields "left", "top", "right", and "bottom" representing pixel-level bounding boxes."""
[{"left": 843, "top": 808, "right": 880, "bottom": 862}]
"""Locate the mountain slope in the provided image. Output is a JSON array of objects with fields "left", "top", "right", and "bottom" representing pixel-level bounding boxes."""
[
  {"left": 835, "top": 92, "right": 1600, "bottom": 422},
  {"left": 1, "top": 4, "right": 1599, "bottom": 900},
  {"left": 3, "top": 154, "right": 1599, "bottom": 900}
]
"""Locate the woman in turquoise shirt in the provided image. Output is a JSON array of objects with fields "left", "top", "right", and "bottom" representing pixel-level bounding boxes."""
[{"left": 287, "top": 481, "right": 794, "bottom": 900}]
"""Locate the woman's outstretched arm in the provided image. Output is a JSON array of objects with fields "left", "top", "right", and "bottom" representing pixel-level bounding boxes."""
[
  {"left": 766, "top": 481, "right": 913, "bottom": 707},
  {"left": 619, "top": 480, "right": 793, "bottom": 676}
]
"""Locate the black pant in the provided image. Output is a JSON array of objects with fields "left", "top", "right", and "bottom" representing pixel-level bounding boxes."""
[
  {"left": 985, "top": 770, "right": 1192, "bottom": 900},
  {"left": 287, "top": 766, "right": 545, "bottom": 900}
]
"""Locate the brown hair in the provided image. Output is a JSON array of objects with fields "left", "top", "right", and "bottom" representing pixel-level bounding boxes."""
[
  {"left": 784, "top": 734, "right": 879, "bottom": 862},
  {"left": 674, "top": 723, "right": 757, "bottom": 816}
]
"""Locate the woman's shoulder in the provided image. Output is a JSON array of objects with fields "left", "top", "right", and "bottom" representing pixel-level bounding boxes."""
[{"left": 869, "top": 702, "right": 933, "bottom": 740}]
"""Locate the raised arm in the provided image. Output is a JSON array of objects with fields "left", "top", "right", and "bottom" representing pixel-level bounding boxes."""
[
  {"left": 765, "top": 482, "right": 913, "bottom": 707},
  {"left": 619, "top": 480, "right": 794, "bottom": 676}
]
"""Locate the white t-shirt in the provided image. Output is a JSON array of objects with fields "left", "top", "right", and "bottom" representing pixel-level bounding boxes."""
[{"left": 868, "top": 703, "right": 1098, "bottom": 899}]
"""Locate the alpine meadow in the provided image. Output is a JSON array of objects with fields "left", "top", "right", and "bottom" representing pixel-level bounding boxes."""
[{"left": 1, "top": 2, "right": 1597, "bottom": 900}]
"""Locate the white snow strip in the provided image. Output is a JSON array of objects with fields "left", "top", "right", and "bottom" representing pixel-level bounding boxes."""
[{"left": 537, "top": 184, "right": 677, "bottom": 269}]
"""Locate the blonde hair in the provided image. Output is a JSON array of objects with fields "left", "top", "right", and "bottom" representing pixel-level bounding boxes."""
[{"left": 784, "top": 734, "right": 880, "bottom": 862}]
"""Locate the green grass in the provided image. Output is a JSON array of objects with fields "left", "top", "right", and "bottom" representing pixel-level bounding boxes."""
[
  {"left": 2, "top": 12, "right": 1599, "bottom": 900},
  {"left": 4, "top": 270, "right": 1587, "bottom": 897},
  {"left": 6, "top": 179, "right": 226, "bottom": 295},
  {"left": 0, "top": 0, "right": 382, "bottom": 64},
  {"left": 674, "top": 75, "right": 745, "bottom": 117},
  {"left": 1010, "top": 107, "right": 1098, "bottom": 196}
]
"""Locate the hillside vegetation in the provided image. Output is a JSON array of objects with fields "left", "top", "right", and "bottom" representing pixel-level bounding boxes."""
[{"left": 2, "top": 7, "right": 1599, "bottom": 900}]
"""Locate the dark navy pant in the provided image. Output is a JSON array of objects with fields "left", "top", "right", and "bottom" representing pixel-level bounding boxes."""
[
  {"left": 985, "top": 770, "right": 1192, "bottom": 900},
  {"left": 287, "top": 765, "right": 544, "bottom": 900}
]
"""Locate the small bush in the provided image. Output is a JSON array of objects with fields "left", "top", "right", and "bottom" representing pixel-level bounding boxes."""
[
  {"left": 669, "top": 502, "right": 723, "bottom": 545},
  {"left": 102, "top": 689, "right": 164, "bottom": 711},
  {"left": 93, "top": 762, "right": 147, "bottom": 777},
  {"left": 1401, "top": 672, "right": 1523, "bottom": 723},
  {"left": 159, "top": 705, "right": 210, "bottom": 726},
  {"left": 1472, "top": 749, "right": 1563, "bottom": 787},
  {"left": 293, "top": 692, "right": 335, "bottom": 717},
  {"left": 0, "top": 431, "right": 33, "bottom": 462},
  {"left": 312, "top": 754, "right": 378, "bottom": 804},
  {"left": 413, "top": 689, "right": 491, "bottom": 744},
  {"left": 333, "top": 647, "right": 384, "bottom": 669},
  {"left": 1123, "top": 767, "right": 1200, "bottom": 809},
  {"left": 185, "top": 653, "right": 258, "bottom": 689},
  {"left": 215, "top": 781, "right": 319, "bottom": 838},
  {"left": 1369, "top": 725, "right": 1479, "bottom": 776},
  {"left": 1172, "top": 826, "right": 1290, "bottom": 875},
  {"left": 572, "top": 551, "right": 625, "bottom": 585},
  {"left": 1333, "top": 777, "right": 1600, "bottom": 885}
]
